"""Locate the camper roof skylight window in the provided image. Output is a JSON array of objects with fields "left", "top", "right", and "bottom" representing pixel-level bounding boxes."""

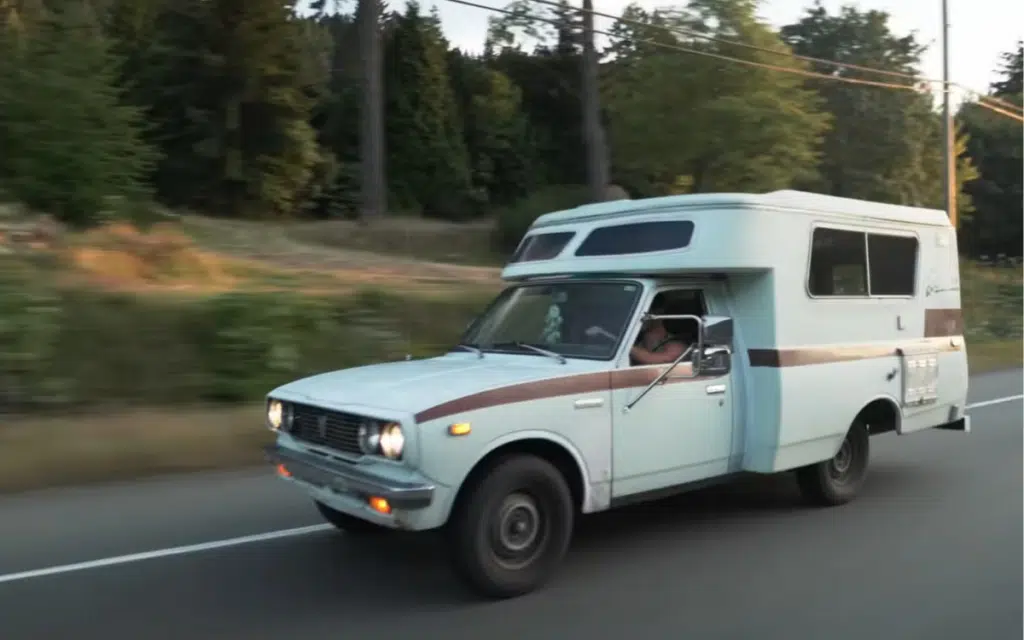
[
  {"left": 574, "top": 220, "right": 694, "bottom": 257},
  {"left": 510, "top": 231, "right": 576, "bottom": 262}
]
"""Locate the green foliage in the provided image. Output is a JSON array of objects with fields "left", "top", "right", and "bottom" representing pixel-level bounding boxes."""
[
  {"left": 958, "top": 42, "right": 1023, "bottom": 257},
  {"left": 990, "top": 41, "right": 1022, "bottom": 97},
  {"left": 0, "top": 0, "right": 1019, "bottom": 254},
  {"left": 603, "top": 1, "right": 831, "bottom": 195},
  {"left": 0, "top": 271, "right": 490, "bottom": 412},
  {"left": 492, "top": 184, "right": 591, "bottom": 253},
  {"left": 448, "top": 51, "right": 538, "bottom": 207},
  {"left": 0, "top": 0, "right": 157, "bottom": 227},
  {"left": 779, "top": 2, "right": 979, "bottom": 223},
  {"left": 383, "top": 3, "right": 477, "bottom": 218},
  {"left": 103, "top": 0, "right": 322, "bottom": 217},
  {"left": 961, "top": 262, "right": 1023, "bottom": 342},
  {"left": 0, "top": 259, "right": 65, "bottom": 407}
]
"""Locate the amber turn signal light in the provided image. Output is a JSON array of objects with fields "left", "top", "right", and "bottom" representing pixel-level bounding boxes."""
[{"left": 368, "top": 496, "right": 392, "bottom": 515}]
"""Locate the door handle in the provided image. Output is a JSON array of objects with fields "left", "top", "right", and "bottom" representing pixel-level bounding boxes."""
[
  {"left": 705, "top": 384, "right": 726, "bottom": 395},
  {"left": 574, "top": 398, "right": 605, "bottom": 410}
]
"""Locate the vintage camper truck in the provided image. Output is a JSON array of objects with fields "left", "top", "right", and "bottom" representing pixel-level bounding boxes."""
[{"left": 264, "top": 190, "right": 970, "bottom": 599}]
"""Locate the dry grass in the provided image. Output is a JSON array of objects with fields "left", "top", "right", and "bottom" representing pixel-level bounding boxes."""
[
  {"left": 284, "top": 216, "right": 501, "bottom": 266},
  {"left": 50, "top": 216, "right": 503, "bottom": 297},
  {"left": 62, "top": 222, "right": 243, "bottom": 291},
  {"left": 964, "top": 338, "right": 1023, "bottom": 373},
  {"left": 1, "top": 338, "right": 1018, "bottom": 494},
  {"left": 0, "top": 405, "right": 273, "bottom": 493}
]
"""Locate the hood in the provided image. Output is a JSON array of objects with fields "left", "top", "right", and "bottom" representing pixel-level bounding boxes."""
[{"left": 270, "top": 352, "right": 603, "bottom": 417}]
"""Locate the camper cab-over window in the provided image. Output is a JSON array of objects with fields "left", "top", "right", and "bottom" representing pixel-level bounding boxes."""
[{"left": 263, "top": 190, "right": 970, "bottom": 601}]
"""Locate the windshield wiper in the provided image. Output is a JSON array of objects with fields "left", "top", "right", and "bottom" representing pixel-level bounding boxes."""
[
  {"left": 452, "top": 343, "right": 484, "bottom": 358},
  {"left": 492, "top": 341, "right": 566, "bottom": 364}
]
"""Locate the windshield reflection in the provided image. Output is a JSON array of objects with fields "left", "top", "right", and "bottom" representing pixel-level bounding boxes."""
[{"left": 459, "top": 280, "right": 643, "bottom": 360}]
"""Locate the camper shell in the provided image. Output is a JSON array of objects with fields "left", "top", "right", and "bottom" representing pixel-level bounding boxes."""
[
  {"left": 263, "top": 189, "right": 970, "bottom": 600},
  {"left": 504, "top": 189, "right": 970, "bottom": 474}
]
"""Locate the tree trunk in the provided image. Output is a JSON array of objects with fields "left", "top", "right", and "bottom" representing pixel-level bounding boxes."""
[
  {"left": 580, "top": 0, "right": 609, "bottom": 203},
  {"left": 358, "top": 0, "right": 385, "bottom": 220}
]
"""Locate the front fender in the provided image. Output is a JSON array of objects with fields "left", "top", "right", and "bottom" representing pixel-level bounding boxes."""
[
  {"left": 428, "top": 428, "right": 598, "bottom": 524},
  {"left": 477, "top": 429, "right": 594, "bottom": 494}
]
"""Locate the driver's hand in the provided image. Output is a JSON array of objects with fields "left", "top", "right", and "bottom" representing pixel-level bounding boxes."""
[{"left": 584, "top": 326, "right": 603, "bottom": 337}]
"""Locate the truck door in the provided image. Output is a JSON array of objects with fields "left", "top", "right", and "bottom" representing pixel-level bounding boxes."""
[{"left": 610, "top": 287, "right": 736, "bottom": 500}]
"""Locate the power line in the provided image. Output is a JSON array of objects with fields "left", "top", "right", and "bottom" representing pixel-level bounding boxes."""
[
  {"left": 522, "top": 0, "right": 1023, "bottom": 116},
  {"left": 459, "top": 0, "right": 917, "bottom": 88},
  {"left": 452, "top": 0, "right": 1024, "bottom": 124}
]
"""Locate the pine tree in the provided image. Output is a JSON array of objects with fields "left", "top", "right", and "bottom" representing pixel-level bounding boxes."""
[
  {"left": 123, "top": 0, "right": 321, "bottom": 217},
  {"left": 384, "top": 3, "right": 474, "bottom": 218},
  {"left": 0, "top": 0, "right": 157, "bottom": 226}
]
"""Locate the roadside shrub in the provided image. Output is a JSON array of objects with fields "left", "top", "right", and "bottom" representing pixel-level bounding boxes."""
[
  {"left": 492, "top": 185, "right": 591, "bottom": 254},
  {"left": 0, "top": 259, "right": 65, "bottom": 408},
  {"left": 196, "top": 292, "right": 343, "bottom": 401},
  {"left": 961, "top": 261, "right": 1024, "bottom": 342},
  {"left": 1, "top": 283, "right": 488, "bottom": 413}
]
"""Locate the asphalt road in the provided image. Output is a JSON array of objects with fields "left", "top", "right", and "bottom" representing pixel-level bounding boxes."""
[{"left": 1, "top": 370, "right": 1021, "bottom": 640}]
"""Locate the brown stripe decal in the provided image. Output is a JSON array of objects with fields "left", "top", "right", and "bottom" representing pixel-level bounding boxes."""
[
  {"left": 414, "top": 363, "right": 713, "bottom": 423},
  {"left": 924, "top": 308, "right": 964, "bottom": 338},
  {"left": 749, "top": 308, "right": 965, "bottom": 368},
  {"left": 746, "top": 346, "right": 899, "bottom": 368}
]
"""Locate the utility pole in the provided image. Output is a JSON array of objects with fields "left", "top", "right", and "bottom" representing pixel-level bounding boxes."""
[
  {"left": 580, "top": 0, "right": 610, "bottom": 202},
  {"left": 941, "top": 0, "right": 957, "bottom": 228}
]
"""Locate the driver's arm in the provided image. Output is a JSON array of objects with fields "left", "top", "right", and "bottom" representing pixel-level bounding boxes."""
[{"left": 630, "top": 340, "right": 685, "bottom": 365}]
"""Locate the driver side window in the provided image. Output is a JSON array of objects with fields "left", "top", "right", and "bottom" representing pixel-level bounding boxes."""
[{"left": 629, "top": 289, "right": 706, "bottom": 367}]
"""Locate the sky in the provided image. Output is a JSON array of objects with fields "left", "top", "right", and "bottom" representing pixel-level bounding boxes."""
[{"left": 399, "top": 0, "right": 1023, "bottom": 99}]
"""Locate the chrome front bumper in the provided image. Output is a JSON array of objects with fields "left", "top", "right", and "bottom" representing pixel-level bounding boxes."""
[{"left": 265, "top": 444, "right": 435, "bottom": 510}]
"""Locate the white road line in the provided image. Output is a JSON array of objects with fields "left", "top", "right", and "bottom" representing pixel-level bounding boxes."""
[
  {"left": 0, "top": 524, "right": 333, "bottom": 586},
  {"left": 0, "top": 392, "right": 1020, "bottom": 587},
  {"left": 966, "top": 394, "right": 1023, "bottom": 410}
]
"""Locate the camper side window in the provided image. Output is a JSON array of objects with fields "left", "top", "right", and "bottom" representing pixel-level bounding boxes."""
[
  {"left": 867, "top": 233, "right": 918, "bottom": 296},
  {"left": 808, "top": 227, "right": 920, "bottom": 297},
  {"left": 808, "top": 228, "right": 868, "bottom": 296}
]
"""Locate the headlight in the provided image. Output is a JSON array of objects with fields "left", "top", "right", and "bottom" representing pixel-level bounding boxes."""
[
  {"left": 357, "top": 421, "right": 381, "bottom": 454},
  {"left": 267, "top": 399, "right": 284, "bottom": 430},
  {"left": 379, "top": 423, "right": 405, "bottom": 460},
  {"left": 266, "top": 399, "right": 293, "bottom": 432},
  {"left": 358, "top": 421, "right": 404, "bottom": 459}
]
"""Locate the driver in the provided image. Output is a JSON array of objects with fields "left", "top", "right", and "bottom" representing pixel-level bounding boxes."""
[{"left": 629, "top": 300, "right": 687, "bottom": 365}]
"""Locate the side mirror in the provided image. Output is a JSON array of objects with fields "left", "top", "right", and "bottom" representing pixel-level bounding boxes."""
[
  {"left": 697, "top": 316, "right": 734, "bottom": 375},
  {"left": 700, "top": 316, "right": 734, "bottom": 350}
]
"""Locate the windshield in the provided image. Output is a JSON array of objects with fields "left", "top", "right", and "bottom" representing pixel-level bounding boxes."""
[{"left": 460, "top": 280, "right": 643, "bottom": 360}]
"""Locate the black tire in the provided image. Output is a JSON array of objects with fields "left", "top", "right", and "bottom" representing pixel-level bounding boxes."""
[
  {"left": 447, "top": 455, "right": 575, "bottom": 599},
  {"left": 315, "top": 501, "right": 391, "bottom": 535},
  {"left": 796, "top": 419, "right": 870, "bottom": 507}
]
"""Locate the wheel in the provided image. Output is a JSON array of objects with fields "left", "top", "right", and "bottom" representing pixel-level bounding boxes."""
[
  {"left": 796, "top": 419, "right": 870, "bottom": 507},
  {"left": 446, "top": 455, "right": 575, "bottom": 599},
  {"left": 315, "top": 501, "right": 391, "bottom": 535}
]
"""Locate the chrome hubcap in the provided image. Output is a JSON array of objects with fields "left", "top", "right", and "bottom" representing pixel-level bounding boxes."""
[
  {"left": 491, "top": 493, "right": 543, "bottom": 569},
  {"left": 831, "top": 439, "right": 853, "bottom": 476}
]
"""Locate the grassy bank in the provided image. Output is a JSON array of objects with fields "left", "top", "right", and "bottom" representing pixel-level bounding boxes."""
[{"left": 1, "top": 262, "right": 490, "bottom": 412}]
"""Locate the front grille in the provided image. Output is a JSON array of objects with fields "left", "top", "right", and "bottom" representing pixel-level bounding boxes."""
[{"left": 287, "top": 403, "right": 366, "bottom": 456}]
